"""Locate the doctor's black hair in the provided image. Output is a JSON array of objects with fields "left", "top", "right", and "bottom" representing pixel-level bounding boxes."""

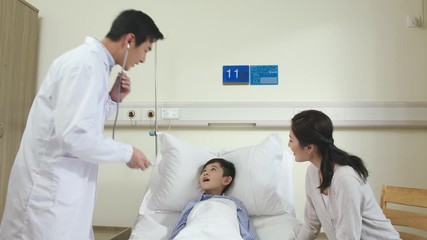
[
  {"left": 106, "top": 9, "right": 164, "bottom": 46},
  {"left": 202, "top": 158, "right": 236, "bottom": 193},
  {"left": 291, "top": 109, "right": 369, "bottom": 192}
]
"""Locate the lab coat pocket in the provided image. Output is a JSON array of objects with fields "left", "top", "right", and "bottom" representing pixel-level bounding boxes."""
[{"left": 54, "top": 156, "right": 96, "bottom": 206}]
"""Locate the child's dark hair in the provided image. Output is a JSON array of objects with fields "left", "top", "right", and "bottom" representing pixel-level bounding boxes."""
[{"left": 202, "top": 158, "right": 235, "bottom": 193}]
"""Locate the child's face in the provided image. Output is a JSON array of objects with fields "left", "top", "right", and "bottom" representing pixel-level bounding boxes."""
[{"left": 199, "top": 162, "right": 232, "bottom": 195}]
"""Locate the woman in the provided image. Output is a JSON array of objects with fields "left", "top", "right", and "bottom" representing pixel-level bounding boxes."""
[{"left": 289, "top": 110, "right": 399, "bottom": 240}]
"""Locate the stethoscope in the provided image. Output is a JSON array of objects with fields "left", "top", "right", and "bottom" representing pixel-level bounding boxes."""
[
  {"left": 111, "top": 41, "right": 159, "bottom": 158},
  {"left": 112, "top": 42, "right": 130, "bottom": 140}
]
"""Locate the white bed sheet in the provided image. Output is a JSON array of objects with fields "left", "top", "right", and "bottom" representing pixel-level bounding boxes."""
[
  {"left": 130, "top": 189, "right": 302, "bottom": 240},
  {"left": 129, "top": 133, "right": 302, "bottom": 239}
]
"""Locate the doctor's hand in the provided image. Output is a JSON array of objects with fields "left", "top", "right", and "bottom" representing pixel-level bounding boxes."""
[
  {"left": 110, "top": 72, "right": 131, "bottom": 102},
  {"left": 127, "top": 147, "right": 151, "bottom": 170}
]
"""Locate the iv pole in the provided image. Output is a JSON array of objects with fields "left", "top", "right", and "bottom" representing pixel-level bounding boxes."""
[{"left": 149, "top": 42, "right": 159, "bottom": 158}]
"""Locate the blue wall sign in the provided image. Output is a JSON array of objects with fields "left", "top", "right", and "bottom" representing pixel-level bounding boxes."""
[
  {"left": 250, "top": 65, "right": 279, "bottom": 85},
  {"left": 222, "top": 65, "right": 250, "bottom": 85}
]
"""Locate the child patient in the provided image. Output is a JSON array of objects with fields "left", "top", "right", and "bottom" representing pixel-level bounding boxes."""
[{"left": 168, "top": 158, "right": 257, "bottom": 240}]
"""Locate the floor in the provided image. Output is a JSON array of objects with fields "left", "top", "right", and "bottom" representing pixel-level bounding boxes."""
[
  {"left": 93, "top": 226, "right": 131, "bottom": 240},
  {"left": 316, "top": 232, "right": 328, "bottom": 239}
]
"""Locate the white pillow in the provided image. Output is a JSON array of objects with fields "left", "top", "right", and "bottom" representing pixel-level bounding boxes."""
[{"left": 147, "top": 132, "right": 287, "bottom": 216}]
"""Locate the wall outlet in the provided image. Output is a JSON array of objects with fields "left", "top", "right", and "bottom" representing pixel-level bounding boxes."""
[{"left": 161, "top": 108, "right": 180, "bottom": 119}]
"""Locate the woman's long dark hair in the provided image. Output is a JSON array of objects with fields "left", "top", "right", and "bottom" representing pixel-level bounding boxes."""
[{"left": 291, "top": 110, "right": 369, "bottom": 191}]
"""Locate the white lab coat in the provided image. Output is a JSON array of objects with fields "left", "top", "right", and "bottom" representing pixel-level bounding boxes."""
[{"left": 0, "top": 37, "right": 133, "bottom": 240}]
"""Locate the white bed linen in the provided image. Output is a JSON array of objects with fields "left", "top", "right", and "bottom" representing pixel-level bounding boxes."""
[
  {"left": 130, "top": 133, "right": 302, "bottom": 240},
  {"left": 173, "top": 198, "right": 243, "bottom": 240},
  {"left": 130, "top": 162, "right": 302, "bottom": 240},
  {"left": 130, "top": 195, "right": 301, "bottom": 240}
]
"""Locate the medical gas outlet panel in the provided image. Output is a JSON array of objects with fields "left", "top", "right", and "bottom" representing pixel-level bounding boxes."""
[
  {"left": 105, "top": 101, "right": 427, "bottom": 128},
  {"left": 106, "top": 104, "right": 180, "bottom": 127}
]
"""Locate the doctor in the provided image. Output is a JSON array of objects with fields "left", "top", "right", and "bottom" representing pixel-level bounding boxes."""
[{"left": 0, "top": 9, "right": 164, "bottom": 240}]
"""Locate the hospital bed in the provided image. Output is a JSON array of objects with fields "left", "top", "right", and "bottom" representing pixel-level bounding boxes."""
[{"left": 129, "top": 132, "right": 302, "bottom": 239}]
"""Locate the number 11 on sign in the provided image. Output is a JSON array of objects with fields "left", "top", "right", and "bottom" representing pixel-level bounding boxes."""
[{"left": 222, "top": 65, "right": 249, "bottom": 85}]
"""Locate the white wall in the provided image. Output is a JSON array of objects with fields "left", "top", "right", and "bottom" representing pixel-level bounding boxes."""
[{"left": 26, "top": 0, "right": 427, "bottom": 227}]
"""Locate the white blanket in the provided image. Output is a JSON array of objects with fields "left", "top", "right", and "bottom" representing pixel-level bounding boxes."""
[{"left": 173, "top": 198, "right": 243, "bottom": 240}]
